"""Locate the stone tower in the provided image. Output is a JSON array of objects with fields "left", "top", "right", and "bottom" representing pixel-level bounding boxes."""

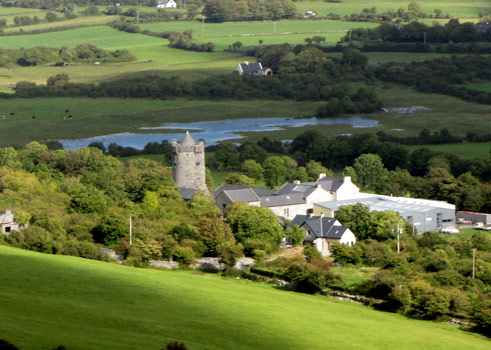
[{"left": 172, "top": 131, "right": 207, "bottom": 191}]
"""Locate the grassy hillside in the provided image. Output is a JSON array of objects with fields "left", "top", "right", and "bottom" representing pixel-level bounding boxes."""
[
  {"left": 408, "top": 141, "right": 491, "bottom": 159},
  {"left": 0, "top": 245, "right": 488, "bottom": 350}
]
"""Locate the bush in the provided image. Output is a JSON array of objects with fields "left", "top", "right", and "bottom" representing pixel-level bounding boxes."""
[
  {"left": 303, "top": 245, "right": 322, "bottom": 261},
  {"left": 0, "top": 339, "right": 19, "bottom": 350},
  {"left": 163, "top": 341, "right": 187, "bottom": 350},
  {"left": 174, "top": 246, "right": 195, "bottom": 266}
]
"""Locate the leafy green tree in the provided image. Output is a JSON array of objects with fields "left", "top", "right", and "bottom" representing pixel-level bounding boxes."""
[
  {"left": 214, "top": 141, "right": 240, "bottom": 169},
  {"left": 292, "top": 166, "right": 309, "bottom": 182},
  {"left": 263, "top": 156, "right": 286, "bottom": 188},
  {"left": 282, "top": 156, "right": 298, "bottom": 182},
  {"left": 69, "top": 186, "right": 107, "bottom": 214},
  {"left": 225, "top": 173, "right": 256, "bottom": 186},
  {"left": 345, "top": 153, "right": 388, "bottom": 192},
  {"left": 286, "top": 224, "right": 304, "bottom": 246},
  {"left": 45, "top": 11, "right": 57, "bottom": 22},
  {"left": 197, "top": 217, "right": 235, "bottom": 256},
  {"left": 174, "top": 246, "right": 195, "bottom": 266},
  {"left": 217, "top": 240, "right": 243, "bottom": 267},
  {"left": 241, "top": 159, "right": 264, "bottom": 182},
  {"left": 92, "top": 215, "right": 128, "bottom": 245},
  {"left": 305, "top": 160, "right": 329, "bottom": 181},
  {"left": 342, "top": 46, "right": 368, "bottom": 66},
  {"left": 225, "top": 202, "right": 284, "bottom": 247}
]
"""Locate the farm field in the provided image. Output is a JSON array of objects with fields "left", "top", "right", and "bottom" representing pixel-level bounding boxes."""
[
  {"left": 461, "top": 81, "right": 491, "bottom": 93},
  {"left": 140, "top": 19, "right": 379, "bottom": 49},
  {"left": 326, "top": 51, "right": 491, "bottom": 64},
  {"left": 0, "top": 245, "right": 488, "bottom": 350},
  {"left": 294, "top": 0, "right": 491, "bottom": 18},
  {"left": 408, "top": 142, "right": 491, "bottom": 159},
  {"left": 2, "top": 16, "right": 112, "bottom": 33}
]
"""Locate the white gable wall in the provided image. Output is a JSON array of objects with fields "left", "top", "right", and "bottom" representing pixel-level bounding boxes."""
[{"left": 335, "top": 177, "right": 360, "bottom": 200}]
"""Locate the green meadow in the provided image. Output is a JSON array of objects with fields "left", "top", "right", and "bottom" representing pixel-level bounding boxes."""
[
  {"left": 0, "top": 245, "right": 488, "bottom": 350},
  {"left": 140, "top": 19, "right": 379, "bottom": 49},
  {"left": 294, "top": 0, "right": 490, "bottom": 18},
  {"left": 408, "top": 142, "right": 491, "bottom": 159}
]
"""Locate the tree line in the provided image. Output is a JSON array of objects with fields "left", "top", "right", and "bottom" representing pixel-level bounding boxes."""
[
  {"left": 345, "top": 19, "right": 491, "bottom": 44},
  {"left": 202, "top": 0, "right": 296, "bottom": 22},
  {"left": 0, "top": 44, "right": 135, "bottom": 67}
]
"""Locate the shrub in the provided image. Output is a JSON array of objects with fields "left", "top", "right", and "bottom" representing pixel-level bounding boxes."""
[
  {"left": 163, "top": 341, "right": 187, "bottom": 350},
  {"left": 0, "top": 339, "right": 19, "bottom": 350},
  {"left": 303, "top": 245, "right": 322, "bottom": 261},
  {"left": 174, "top": 246, "right": 195, "bottom": 266}
]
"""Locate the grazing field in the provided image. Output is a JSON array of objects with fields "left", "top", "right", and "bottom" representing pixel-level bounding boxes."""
[
  {"left": 0, "top": 245, "right": 488, "bottom": 350},
  {"left": 2, "top": 16, "right": 112, "bottom": 33},
  {"left": 408, "top": 142, "right": 491, "bottom": 159},
  {"left": 0, "top": 98, "right": 323, "bottom": 147},
  {"left": 327, "top": 52, "right": 491, "bottom": 65},
  {"left": 140, "top": 19, "right": 379, "bottom": 50},
  {"left": 294, "top": 0, "right": 490, "bottom": 18},
  {"left": 461, "top": 82, "right": 491, "bottom": 93}
]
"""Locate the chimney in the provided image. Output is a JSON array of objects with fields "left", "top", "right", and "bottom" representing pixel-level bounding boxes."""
[
  {"left": 293, "top": 180, "right": 301, "bottom": 184},
  {"left": 344, "top": 176, "right": 352, "bottom": 183},
  {"left": 318, "top": 173, "right": 327, "bottom": 180}
]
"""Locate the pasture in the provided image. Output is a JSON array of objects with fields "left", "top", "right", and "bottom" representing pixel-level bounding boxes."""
[
  {"left": 294, "top": 0, "right": 491, "bottom": 18},
  {"left": 0, "top": 245, "right": 488, "bottom": 350},
  {"left": 408, "top": 142, "right": 491, "bottom": 159},
  {"left": 140, "top": 19, "right": 379, "bottom": 50}
]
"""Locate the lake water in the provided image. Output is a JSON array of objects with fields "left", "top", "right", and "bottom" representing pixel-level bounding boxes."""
[{"left": 59, "top": 116, "right": 378, "bottom": 150}]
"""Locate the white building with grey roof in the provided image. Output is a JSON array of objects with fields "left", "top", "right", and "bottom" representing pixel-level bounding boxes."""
[
  {"left": 290, "top": 214, "right": 356, "bottom": 256},
  {"left": 214, "top": 175, "right": 360, "bottom": 220},
  {"left": 314, "top": 195, "right": 456, "bottom": 233}
]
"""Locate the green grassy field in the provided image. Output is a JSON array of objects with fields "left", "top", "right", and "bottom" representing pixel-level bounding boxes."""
[
  {"left": 294, "top": 0, "right": 490, "bottom": 18},
  {"left": 140, "top": 19, "right": 379, "bottom": 50},
  {"left": 462, "top": 81, "right": 491, "bottom": 93},
  {"left": 0, "top": 245, "right": 488, "bottom": 350},
  {"left": 408, "top": 142, "right": 491, "bottom": 159}
]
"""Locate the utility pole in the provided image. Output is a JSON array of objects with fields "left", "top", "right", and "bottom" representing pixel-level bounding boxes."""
[
  {"left": 274, "top": 22, "right": 276, "bottom": 35},
  {"left": 424, "top": 31, "right": 427, "bottom": 44},
  {"left": 472, "top": 248, "right": 476, "bottom": 279},
  {"left": 397, "top": 223, "right": 400, "bottom": 254},
  {"left": 202, "top": 17, "right": 204, "bottom": 32},
  {"left": 136, "top": 9, "right": 140, "bottom": 24},
  {"left": 129, "top": 215, "right": 133, "bottom": 246},
  {"left": 349, "top": 30, "right": 352, "bottom": 43}
]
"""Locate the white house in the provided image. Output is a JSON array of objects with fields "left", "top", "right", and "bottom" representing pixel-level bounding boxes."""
[
  {"left": 157, "top": 0, "right": 177, "bottom": 8},
  {"left": 0, "top": 210, "right": 27, "bottom": 234},
  {"left": 214, "top": 175, "right": 360, "bottom": 221},
  {"left": 233, "top": 62, "right": 273, "bottom": 76},
  {"left": 291, "top": 214, "right": 356, "bottom": 256}
]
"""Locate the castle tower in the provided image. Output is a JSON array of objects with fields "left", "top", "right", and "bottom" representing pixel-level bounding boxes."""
[{"left": 172, "top": 131, "right": 207, "bottom": 191}]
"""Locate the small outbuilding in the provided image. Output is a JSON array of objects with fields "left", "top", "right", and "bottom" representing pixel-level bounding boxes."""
[
  {"left": 157, "top": 0, "right": 177, "bottom": 8},
  {"left": 0, "top": 210, "right": 27, "bottom": 234}
]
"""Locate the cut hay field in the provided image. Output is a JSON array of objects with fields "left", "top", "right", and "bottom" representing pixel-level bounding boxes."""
[
  {"left": 0, "top": 245, "right": 488, "bottom": 350},
  {"left": 140, "top": 19, "right": 379, "bottom": 50},
  {"left": 294, "top": 0, "right": 490, "bottom": 18}
]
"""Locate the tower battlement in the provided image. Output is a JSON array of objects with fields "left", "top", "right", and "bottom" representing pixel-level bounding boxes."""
[{"left": 172, "top": 131, "right": 207, "bottom": 191}]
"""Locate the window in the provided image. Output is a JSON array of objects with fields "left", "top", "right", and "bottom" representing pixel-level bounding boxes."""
[
  {"left": 284, "top": 208, "right": 289, "bottom": 217},
  {"left": 436, "top": 213, "right": 442, "bottom": 227},
  {"left": 5, "top": 227, "right": 11, "bottom": 233},
  {"left": 407, "top": 216, "right": 413, "bottom": 225},
  {"left": 196, "top": 162, "right": 200, "bottom": 166},
  {"left": 443, "top": 219, "right": 452, "bottom": 223}
]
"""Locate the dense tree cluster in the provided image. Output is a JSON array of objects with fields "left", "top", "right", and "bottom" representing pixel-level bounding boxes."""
[
  {"left": 0, "top": 44, "right": 135, "bottom": 67},
  {"left": 0, "top": 142, "right": 251, "bottom": 267},
  {"left": 345, "top": 20, "right": 491, "bottom": 44},
  {"left": 289, "top": 130, "right": 491, "bottom": 211},
  {"left": 202, "top": 0, "right": 296, "bottom": 22},
  {"left": 374, "top": 55, "right": 491, "bottom": 104}
]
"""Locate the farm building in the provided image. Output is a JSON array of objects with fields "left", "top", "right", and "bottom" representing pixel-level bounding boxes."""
[
  {"left": 0, "top": 210, "right": 27, "bottom": 234},
  {"left": 314, "top": 195, "right": 456, "bottom": 233},
  {"left": 214, "top": 175, "right": 360, "bottom": 220},
  {"left": 290, "top": 214, "right": 356, "bottom": 256},
  {"left": 232, "top": 62, "right": 273, "bottom": 76},
  {"left": 157, "top": 0, "right": 177, "bottom": 8},
  {"left": 457, "top": 211, "right": 491, "bottom": 225}
]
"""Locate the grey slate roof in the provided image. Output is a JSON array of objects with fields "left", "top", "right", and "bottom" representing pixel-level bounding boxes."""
[
  {"left": 291, "top": 214, "right": 349, "bottom": 239},
  {"left": 224, "top": 188, "right": 261, "bottom": 203},
  {"left": 304, "top": 176, "right": 344, "bottom": 192},
  {"left": 261, "top": 193, "right": 306, "bottom": 207},
  {"left": 178, "top": 187, "right": 200, "bottom": 201},
  {"left": 181, "top": 131, "right": 195, "bottom": 146},
  {"left": 240, "top": 62, "right": 262, "bottom": 73}
]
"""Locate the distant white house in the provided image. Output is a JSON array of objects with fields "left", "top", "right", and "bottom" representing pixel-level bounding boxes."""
[
  {"left": 291, "top": 214, "right": 356, "bottom": 256},
  {"left": 157, "top": 0, "right": 177, "bottom": 8},
  {"left": 0, "top": 210, "right": 27, "bottom": 234},
  {"left": 232, "top": 62, "right": 273, "bottom": 76}
]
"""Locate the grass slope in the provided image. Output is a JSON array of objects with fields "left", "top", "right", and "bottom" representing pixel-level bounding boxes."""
[
  {"left": 408, "top": 142, "right": 491, "bottom": 159},
  {"left": 0, "top": 245, "right": 488, "bottom": 350}
]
